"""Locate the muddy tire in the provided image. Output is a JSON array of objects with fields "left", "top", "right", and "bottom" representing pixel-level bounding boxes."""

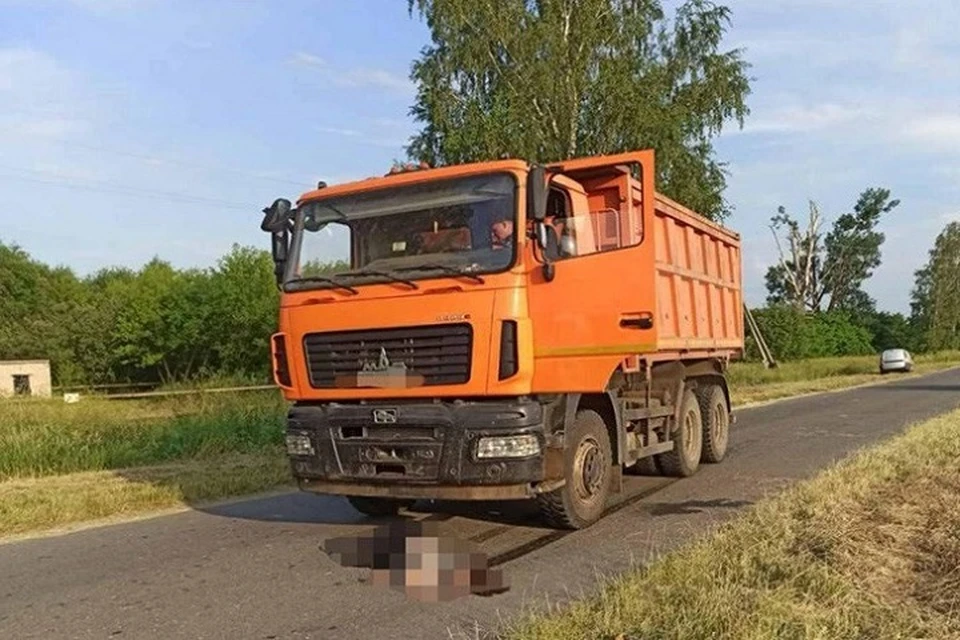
[
  {"left": 537, "top": 409, "right": 613, "bottom": 530},
  {"left": 346, "top": 496, "right": 413, "bottom": 518},
  {"left": 656, "top": 389, "right": 703, "bottom": 477},
  {"left": 696, "top": 384, "right": 729, "bottom": 463}
]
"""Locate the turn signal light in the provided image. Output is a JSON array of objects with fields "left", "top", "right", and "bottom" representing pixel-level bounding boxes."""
[
  {"left": 272, "top": 334, "right": 292, "bottom": 387},
  {"left": 498, "top": 320, "right": 518, "bottom": 380}
]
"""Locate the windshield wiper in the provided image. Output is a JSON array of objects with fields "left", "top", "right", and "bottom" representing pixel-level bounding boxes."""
[
  {"left": 395, "top": 263, "right": 485, "bottom": 284},
  {"left": 336, "top": 269, "right": 420, "bottom": 290},
  {"left": 286, "top": 275, "right": 359, "bottom": 295}
]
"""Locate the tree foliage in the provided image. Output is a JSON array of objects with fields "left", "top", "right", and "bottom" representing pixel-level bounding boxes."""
[
  {"left": 746, "top": 305, "right": 875, "bottom": 361},
  {"left": 0, "top": 241, "right": 344, "bottom": 387},
  {"left": 405, "top": 0, "right": 752, "bottom": 220},
  {"left": 911, "top": 222, "right": 960, "bottom": 351},
  {"left": 766, "top": 188, "right": 899, "bottom": 313}
]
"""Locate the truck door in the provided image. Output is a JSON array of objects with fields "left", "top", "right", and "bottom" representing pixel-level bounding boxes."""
[{"left": 526, "top": 152, "right": 657, "bottom": 393}]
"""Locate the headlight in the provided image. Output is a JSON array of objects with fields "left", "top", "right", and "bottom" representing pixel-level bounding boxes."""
[
  {"left": 285, "top": 434, "right": 315, "bottom": 456},
  {"left": 476, "top": 434, "right": 540, "bottom": 459}
]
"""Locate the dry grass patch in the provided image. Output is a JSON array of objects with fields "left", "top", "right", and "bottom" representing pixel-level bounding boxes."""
[
  {"left": 502, "top": 408, "right": 960, "bottom": 640},
  {"left": 0, "top": 450, "right": 292, "bottom": 539}
]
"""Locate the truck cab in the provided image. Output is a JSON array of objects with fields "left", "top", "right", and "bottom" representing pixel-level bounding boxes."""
[{"left": 262, "top": 150, "right": 743, "bottom": 529}]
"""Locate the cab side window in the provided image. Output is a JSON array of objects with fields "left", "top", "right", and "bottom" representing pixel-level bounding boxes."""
[{"left": 544, "top": 176, "right": 645, "bottom": 262}]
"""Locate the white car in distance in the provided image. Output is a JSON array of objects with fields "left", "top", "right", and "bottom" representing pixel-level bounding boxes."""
[{"left": 879, "top": 348, "right": 913, "bottom": 374}]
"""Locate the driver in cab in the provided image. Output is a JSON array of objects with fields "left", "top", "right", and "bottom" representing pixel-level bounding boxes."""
[{"left": 490, "top": 212, "right": 514, "bottom": 251}]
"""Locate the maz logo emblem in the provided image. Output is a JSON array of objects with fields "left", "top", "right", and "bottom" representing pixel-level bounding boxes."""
[
  {"left": 372, "top": 408, "right": 399, "bottom": 424},
  {"left": 437, "top": 313, "right": 470, "bottom": 322}
]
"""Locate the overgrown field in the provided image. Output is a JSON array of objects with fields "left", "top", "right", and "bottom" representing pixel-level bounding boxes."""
[
  {"left": 500, "top": 406, "right": 960, "bottom": 640},
  {"left": 1, "top": 352, "right": 959, "bottom": 538},
  {"left": 0, "top": 391, "right": 290, "bottom": 537}
]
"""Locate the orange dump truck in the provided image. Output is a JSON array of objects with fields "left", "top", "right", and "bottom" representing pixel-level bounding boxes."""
[{"left": 260, "top": 150, "right": 743, "bottom": 529}]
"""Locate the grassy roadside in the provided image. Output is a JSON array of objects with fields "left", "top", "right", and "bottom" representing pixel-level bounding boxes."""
[
  {"left": 0, "top": 391, "right": 292, "bottom": 538},
  {"left": 502, "top": 407, "right": 960, "bottom": 640},
  {"left": 1, "top": 351, "right": 959, "bottom": 539},
  {"left": 729, "top": 350, "right": 960, "bottom": 405},
  {"left": 0, "top": 452, "right": 290, "bottom": 538}
]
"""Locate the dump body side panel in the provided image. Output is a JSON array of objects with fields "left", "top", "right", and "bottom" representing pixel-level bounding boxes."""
[{"left": 651, "top": 192, "right": 743, "bottom": 355}]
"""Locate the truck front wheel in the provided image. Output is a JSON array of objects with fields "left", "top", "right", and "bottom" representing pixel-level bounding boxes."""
[
  {"left": 537, "top": 409, "right": 613, "bottom": 530},
  {"left": 346, "top": 496, "right": 414, "bottom": 518}
]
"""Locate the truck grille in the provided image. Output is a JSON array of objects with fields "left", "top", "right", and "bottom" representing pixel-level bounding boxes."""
[{"left": 303, "top": 323, "right": 473, "bottom": 388}]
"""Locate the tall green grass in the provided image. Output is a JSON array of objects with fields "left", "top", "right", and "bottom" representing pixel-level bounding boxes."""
[
  {"left": 0, "top": 391, "right": 287, "bottom": 480},
  {"left": 728, "top": 350, "right": 960, "bottom": 387}
]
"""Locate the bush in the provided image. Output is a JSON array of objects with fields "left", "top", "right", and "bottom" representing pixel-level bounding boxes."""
[{"left": 747, "top": 306, "right": 874, "bottom": 361}]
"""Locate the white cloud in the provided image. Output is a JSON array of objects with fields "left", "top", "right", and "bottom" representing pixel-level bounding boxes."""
[
  {"left": 316, "top": 126, "right": 361, "bottom": 137},
  {"left": 0, "top": 48, "right": 91, "bottom": 144},
  {"left": 732, "top": 32, "right": 879, "bottom": 69},
  {"left": 17, "top": 117, "right": 89, "bottom": 139},
  {"left": 291, "top": 51, "right": 325, "bottom": 67},
  {"left": 0, "top": 47, "right": 68, "bottom": 94},
  {"left": 333, "top": 68, "right": 411, "bottom": 93},
  {"left": 64, "top": 0, "right": 155, "bottom": 11},
  {"left": 371, "top": 117, "right": 412, "bottom": 128},
  {"left": 736, "top": 103, "right": 874, "bottom": 135},
  {"left": 902, "top": 114, "right": 960, "bottom": 151},
  {"left": 290, "top": 51, "right": 413, "bottom": 95},
  {"left": 939, "top": 211, "right": 960, "bottom": 224}
]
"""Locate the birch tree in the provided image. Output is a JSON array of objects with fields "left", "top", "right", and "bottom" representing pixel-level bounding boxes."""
[
  {"left": 911, "top": 222, "right": 960, "bottom": 350},
  {"left": 405, "top": 0, "right": 752, "bottom": 221}
]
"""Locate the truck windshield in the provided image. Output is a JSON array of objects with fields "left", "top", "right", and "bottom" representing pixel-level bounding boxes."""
[{"left": 286, "top": 172, "right": 517, "bottom": 290}]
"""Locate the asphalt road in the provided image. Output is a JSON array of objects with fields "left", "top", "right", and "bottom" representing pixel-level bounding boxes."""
[{"left": 3, "top": 368, "right": 960, "bottom": 640}]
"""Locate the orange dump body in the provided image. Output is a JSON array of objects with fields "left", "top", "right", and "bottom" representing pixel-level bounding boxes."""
[{"left": 651, "top": 192, "right": 743, "bottom": 354}]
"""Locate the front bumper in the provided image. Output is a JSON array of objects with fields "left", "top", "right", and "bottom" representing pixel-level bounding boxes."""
[{"left": 285, "top": 398, "right": 563, "bottom": 500}]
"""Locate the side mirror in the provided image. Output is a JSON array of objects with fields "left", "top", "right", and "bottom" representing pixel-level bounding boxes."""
[
  {"left": 270, "top": 229, "right": 289, "bottom": 287},
  {"left": 527, "top": 165, "right": 548, "bottom": 222},
  {"left": 261, "top": 198, "right": 293, "bottom": 233},
  {"left": 261, "top": 198, "right": 294, "bottom": 287},
  {"left": 534, "top": 222, "right": 558, "bottom": 282},
  {"left": 271, "top": 229, "right": 288, "bottom": 264}
]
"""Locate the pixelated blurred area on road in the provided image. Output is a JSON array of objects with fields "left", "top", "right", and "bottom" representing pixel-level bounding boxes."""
[{"left": 322, "top": 520, "right": 509, "bottom": 602}]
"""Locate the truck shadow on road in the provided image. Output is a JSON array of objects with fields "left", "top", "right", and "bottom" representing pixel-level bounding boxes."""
[{"left": 193, "top": 491, "right": 367, "bottom": 526}]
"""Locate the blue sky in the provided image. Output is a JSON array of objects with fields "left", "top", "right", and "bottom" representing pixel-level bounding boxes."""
[{"left": 1, "top": 0, "right": 958, "bottom": 314}]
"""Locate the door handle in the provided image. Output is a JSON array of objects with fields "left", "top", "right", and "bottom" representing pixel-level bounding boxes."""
[{"left": 620, "top": 312, "right": 654, "bottom": 330}]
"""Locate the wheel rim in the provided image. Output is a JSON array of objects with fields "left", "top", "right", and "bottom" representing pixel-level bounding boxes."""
[
  {"left": 712, "top": 402, "right": 728, "bottom": 447},
  {"left": 683, "top": 409, "right": 698, "bottom": 458},
  {"left": 573, "top": 436, "right": 604, "bottom": 502}
]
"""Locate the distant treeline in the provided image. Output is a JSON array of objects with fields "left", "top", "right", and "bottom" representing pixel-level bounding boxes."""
[
  {"left": 0, "top": 242, "right": 340, "bottom": 386},
  {"left": 0, "top": 237, "right": 953, "bottom": 386}
]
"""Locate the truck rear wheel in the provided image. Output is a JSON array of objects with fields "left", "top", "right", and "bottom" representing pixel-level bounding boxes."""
[
  {"left": 537, "top": 409, "right": 612, "bottom": 530},
  {"left": 656, "top": 388, "right": 703, "bottom": 477},
  {"left": 346, "top": 496, "right": 414, "bottom": 518},
  {"left": 696, "top": 384, "right": 729, "bottom": 463}
]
